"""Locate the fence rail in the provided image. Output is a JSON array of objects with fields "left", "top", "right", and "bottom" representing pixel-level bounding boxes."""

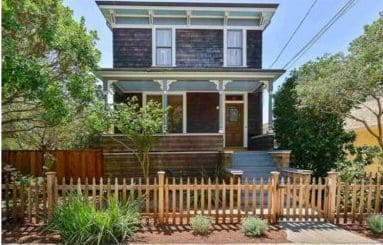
[{"left": 2, "top": 171, "right": 382, "bottom": 226}]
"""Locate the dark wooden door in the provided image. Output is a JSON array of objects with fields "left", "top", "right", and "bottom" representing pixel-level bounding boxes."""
[{"left": 225, "top": 103, "right": 244, "bottom": 146}]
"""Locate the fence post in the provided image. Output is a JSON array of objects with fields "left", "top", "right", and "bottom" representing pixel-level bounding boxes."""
[
  {"left": 46, "top": 171, "right": 56, "bottom": 219},
  {"left": 158, "top": 171, "right": 165, "bottom": 223},
  {"left": 327, "top": 171, "right": 338, "bottom": 223},
  {"left": 271, "top": 171, "right": 280, "bottom": 224}
]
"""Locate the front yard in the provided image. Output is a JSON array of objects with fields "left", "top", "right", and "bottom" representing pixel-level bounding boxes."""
[{"left": 2, "top": 222, "right": 288, "bottom": 244}]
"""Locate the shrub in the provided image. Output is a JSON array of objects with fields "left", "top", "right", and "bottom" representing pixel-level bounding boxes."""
[
  {"left": 44, "top": 193, "right": 141, "bottom": 244},
  {"left": 190, "top": 215, "right": 212, "bottom": 235},
  {"left": 241, "top": 217, "right": 268, "bottom": 237},
  {"left": 274, "top": 72, "right": 355, "bottom": 177},
  {"left": 367, "top": 214, "right": 383, "bottom": 235}
]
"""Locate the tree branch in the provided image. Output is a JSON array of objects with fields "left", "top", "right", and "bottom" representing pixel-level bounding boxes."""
[{"left": 346, "top": 113, "right": 380, "bottom": 140}]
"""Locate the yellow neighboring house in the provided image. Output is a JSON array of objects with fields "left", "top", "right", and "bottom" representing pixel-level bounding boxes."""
[{"left": 344, "top": 97, "right": 383, "bottom": 173}]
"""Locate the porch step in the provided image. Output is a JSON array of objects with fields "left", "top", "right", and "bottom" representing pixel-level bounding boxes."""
[
  {"left": 229, "top": 151, "right": 277, "bottom": 205},
  {"left": 229, "top": 151, "right": 277, "bottom": 181}
]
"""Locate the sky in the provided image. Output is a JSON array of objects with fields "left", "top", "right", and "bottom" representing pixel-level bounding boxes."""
[{"left": 64, "top": 0, "right": 382, "bottom": 123}]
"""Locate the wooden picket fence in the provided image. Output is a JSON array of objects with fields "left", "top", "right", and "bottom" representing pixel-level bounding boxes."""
[{"left": 2, "top": 171, "right": 382, "bottom": 225}]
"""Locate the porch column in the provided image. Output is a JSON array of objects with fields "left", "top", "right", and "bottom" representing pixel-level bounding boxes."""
[
  {"left": 104, "top": 80, "right": 115, "bottom": 107},
  {"left": 217, "top": 80, "right": 225, "bottom": 134},
  {"left": 161, "top": 80, "right": 168, "bottom": 133},
  {"left": 104, "top": 80, "right": 116, "bottom": 134},
  {"left": 219, "top": 91, "right": 224, "bottom": 133},
  {"left": 267, "top": 81, "right": 274, "bottom": 134}
]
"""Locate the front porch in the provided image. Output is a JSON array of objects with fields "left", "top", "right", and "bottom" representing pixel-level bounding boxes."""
[{"left": 97, "top": 68, "right": 284, "bottom": 149}]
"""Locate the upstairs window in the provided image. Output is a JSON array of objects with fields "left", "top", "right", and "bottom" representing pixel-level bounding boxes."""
[
  {"left": 226, "top": 30, "right": 243, "bottom": 66},
  {"left": 155, "top": 29, "right": 172, "bottom": 66}
]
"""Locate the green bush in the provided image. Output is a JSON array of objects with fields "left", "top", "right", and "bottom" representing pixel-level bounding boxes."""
[
  {"left": 274, "top": 72, "right": 355, "bottom": 177},
  {"left": 367, "top": 214, "right": 383, "bottom": 235},
  {"left": 44, "top": 193, "right": 141, "bottom": 244},
  {"left": 190, "top": 215, "right": 212, "bottom": 235},
  {"left": 241, "top": 217, "right": 268, "bottom": 237}
]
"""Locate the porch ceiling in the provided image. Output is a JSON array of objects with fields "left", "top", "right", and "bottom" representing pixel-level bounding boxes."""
[{"left": 96, "top": 68, "right": 285, "bottom": 82}]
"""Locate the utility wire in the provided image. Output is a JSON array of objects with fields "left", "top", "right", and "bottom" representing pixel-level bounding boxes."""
[
  {"left": 269, "top": 0, "right": 318, "bottom": 68},
  {"left": 282, "top": 0, "right": 358, "bottom": 70}
]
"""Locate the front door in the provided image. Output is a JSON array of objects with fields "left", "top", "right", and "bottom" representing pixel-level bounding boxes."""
[{"left": 225, "top": 103, "right": 244, "bottom": 147}]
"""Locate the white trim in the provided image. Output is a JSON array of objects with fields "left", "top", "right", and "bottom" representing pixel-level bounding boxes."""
[
  {"left": 97, "top": 70, "right": 284, "bottom": 81},
  {"left": 244, "top": 93, "right": 248, "bottom": 147},
  {"left": 172, "top": 27, "right": 176, "bottom": 67},
  {"left": 224, "top": 29, "right": 247, "bottom": 67},
  {"left": 152, "top": 27, "right": 176, "bottom": 67},
  {"left": 144, "top": 92, "right": 186, "bottom": 134},
  {"left": 152, "top": 28, "right": 156, "bottom": 66},
  {"left": 111, "top": 24, "right": 265, "bottom": 30},
  {"left": 99, "top": 5, "right": 277, "bottom": 12},
  {"left": 183, "top": 92, "right": 187, "bottom": 133},
  {"left": 223, "top": 28, "right": 227, "bottom": 67},
  {"left": 243, "top": 29, "right": 247, "bottom": 67}
]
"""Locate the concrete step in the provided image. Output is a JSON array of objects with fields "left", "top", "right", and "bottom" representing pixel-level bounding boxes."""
[{"left": 229, "top": 151, "right": 277, "bottom": 185}]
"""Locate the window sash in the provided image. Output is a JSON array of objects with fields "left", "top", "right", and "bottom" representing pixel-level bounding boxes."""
[
  {"left": 227, "top": 48, "right": 242, "bottom": 66},
  {"left": 155, "top": 29, "right": 172, "bottom": 66},
  {"left": 167, "top": 95, "right": 183, "bottom": 133},
  {"left": 156, "top": 47, "right": 172, "bottom": 66},
  {"left": 156, "top": 29, "right": 172, "bottom": 47},
  {"left": 227, "top": 30, "right": 242, "bottom": 48},
  {"left": 226, "top": 30, "right": 243, "bottom": 66}
]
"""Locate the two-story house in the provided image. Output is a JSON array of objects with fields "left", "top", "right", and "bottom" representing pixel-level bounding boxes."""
[{"left": 96, "top": 1, "right": 285, "bottom": 178}]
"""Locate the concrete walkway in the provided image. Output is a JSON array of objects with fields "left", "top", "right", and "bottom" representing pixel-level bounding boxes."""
[{"left": 279, "top": 222, "right": 379, "bottom": 244}]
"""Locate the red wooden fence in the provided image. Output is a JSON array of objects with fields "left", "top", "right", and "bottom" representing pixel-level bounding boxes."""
[{"left": 2, "top": 150, "right": 103, "bottom": 180}]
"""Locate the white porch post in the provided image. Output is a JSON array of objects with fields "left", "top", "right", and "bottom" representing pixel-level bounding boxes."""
[
  {"left": 215, "top": 80, "right": 225, "bottom": 134},
  {"left": 159, "top": 80, "right": 168, "bottom": 134},
  {"left": 267, "top": 80, "right": 274, "bottom": 134},
  {"left": 104, "top": 80, "right": 116, "bottom": 133},
  {"left": 219, "top": 91, "right": 224, "bottom": 133}
]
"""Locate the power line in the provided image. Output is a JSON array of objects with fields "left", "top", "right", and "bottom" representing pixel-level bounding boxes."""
[
  {"left": 269, "top": 0, "right": 318, "bottom": 68},
  {"left": 282, "top": 0, "right": 358, "bottom": 70}
]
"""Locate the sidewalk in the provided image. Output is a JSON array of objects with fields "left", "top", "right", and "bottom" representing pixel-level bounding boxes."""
[{"left": 279, "top": 222, "right": 379, "bottom": 244}]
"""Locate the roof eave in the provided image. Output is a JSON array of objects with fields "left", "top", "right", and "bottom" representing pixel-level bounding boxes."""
[{"left": 95, "top": 1, "right": 279, "bottom": 9}]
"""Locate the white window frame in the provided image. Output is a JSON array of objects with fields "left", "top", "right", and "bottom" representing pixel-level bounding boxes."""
[
  {"left": 152, "top": 27, "right": 176, "bottom": 67},
  {"left": 223, "top": 29, "right": 247, "bottom": 67},
  {"left": 143, "top": 92, "right": 186, "bottom": 134}
]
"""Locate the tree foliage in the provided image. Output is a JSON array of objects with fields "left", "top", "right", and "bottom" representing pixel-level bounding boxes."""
[
  {"left": 274, "top": 72, "right": 355, "bottom": 177},
  {"left": 296, "top": 15, "right": 383, "bottom": 151},
  {"left": 86, "top": 98, "right": 165, "bottom": 178},
  {"left": 337, "top": 145, "right": 382, "bottom": 183},
  {"left": 2, "top": 0, "right": 100, "bottom": 143}
]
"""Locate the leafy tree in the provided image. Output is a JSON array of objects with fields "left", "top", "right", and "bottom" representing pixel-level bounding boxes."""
[
  {"left": 86, "top": 98, "right": 165, "bottom": 178},
  {"left": 337, "top": 145, "right": 382, "bottom": 183},
  {"left": 2, "top": 0, "right": 100, "bottom": 143},
  {"left": 296, "top": 15, "right": 383, "bottom": 151},
  {"left": 274, "top": 72, "right": 355, "bottom": 177}
]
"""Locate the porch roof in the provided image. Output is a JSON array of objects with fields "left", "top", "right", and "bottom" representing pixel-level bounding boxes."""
[{"left": 96, "top": 68, "right": 285, "bottom": 82}]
